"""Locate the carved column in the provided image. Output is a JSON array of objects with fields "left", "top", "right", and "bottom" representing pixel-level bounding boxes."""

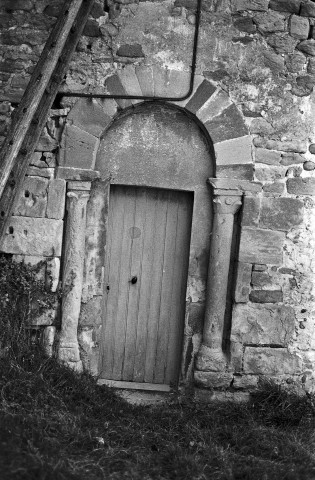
[
  {"left": 58, "top": 181, "right": 91, "bottom": 372},
  {"left": 196, "top": 186, "right": 242, "bottom": 372}
]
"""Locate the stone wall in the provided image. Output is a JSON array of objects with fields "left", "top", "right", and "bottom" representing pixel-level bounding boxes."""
[{"left": 1, "top": 0, "right": 315, "bottom": 396}]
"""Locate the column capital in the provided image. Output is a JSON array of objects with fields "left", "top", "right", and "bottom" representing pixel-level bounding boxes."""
[{"left": 212, "top": 191, "right": 242, "bottom": 215}]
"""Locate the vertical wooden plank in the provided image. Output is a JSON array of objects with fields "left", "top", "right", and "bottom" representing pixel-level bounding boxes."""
[
  {"left": 132, "top": 189, "right": 158, "bottom": 382},
  {"left": 153, "top": 192, "right": 179, "bottom": 384},
  {"left": 111, "top": 186, "right": 136, "bottom": 380},
  {"left": 100, "top": 187, "right": 122, "bottom": 378},
  {"left": 143, "top": 190, "right": 169, "bottom": 383},
  {"left": 165, "top": 192, "right": 193, "bottom": 384},
  {"left": 122, "top": 188, "right": 148, "bottom": 380}
]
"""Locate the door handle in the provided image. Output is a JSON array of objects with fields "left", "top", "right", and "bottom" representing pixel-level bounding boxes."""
[{"left": 130, "top": 276, "right": 137, "bottom": 284}]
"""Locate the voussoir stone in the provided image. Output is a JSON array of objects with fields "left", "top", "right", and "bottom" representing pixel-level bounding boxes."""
[
  {"left": 1, "top": 217, "right": 63, "bottom": 256},
  {"left": 68, "top": 98, "right": 111, "bottom": 137},
  {"left": 239, "top": 227, "right": 285, "bottom": 265},
  {"left": 231, "top": 303, "right": 295, "bottom": 345},
  {"left": 260, "top": 197, "right": 304, "bottom": 231},
  {"left": 243, "top": 347, "right": 303, "bottom": 375}
]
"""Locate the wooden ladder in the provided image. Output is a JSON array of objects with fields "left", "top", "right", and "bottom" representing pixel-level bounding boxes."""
[{"left": 0, "top": 0, "right": 95, "bottom": 245}]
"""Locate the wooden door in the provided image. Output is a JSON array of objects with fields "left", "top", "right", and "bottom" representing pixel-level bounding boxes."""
[{"left": 100, "top": 185, "right": 193, "bottom": 387}]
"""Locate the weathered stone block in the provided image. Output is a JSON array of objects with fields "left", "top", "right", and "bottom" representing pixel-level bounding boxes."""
[
  {"left": 255, "top": 148, "right": 281, "bottom": 165},
  {"left": 233, "top": 16, "right": 257, "bottom": 33},
  {"left": 249, "top": 289, "right": 283, "bottom": 303},
  {"left": 250, "top": 118, "right": 274, "bottom": 136},
  {"left": 104, "top": 75, "right": 131, "bottom": 109},
  {"left": 216, "top": 164, "right": 253, "bottom": 180},
  {"left": 241, "top": 196, "right": 261, "bottom": 227},
  {"left": 232, "top": 303, "right": 294, "bottom": 345},
  {"left": 239, "top": 227, "right": 285, "bottom": 265},
  {"left": 214, "top": 135, "right": 253, "bottom": 165},
  {"left": 46, "top": 179, "right": 66, "bottom": 220},
  {"left": 14, "top": 177, "right": 48, "bottom": 218},
  {"left": 263, "top": 182, "right": 285, "bottom": 194},
  {"left": 116, "top": 44, "right": 144, "bottom": 57},
  {"left": 153, "top": 68, "right": 191, "bottom": 98},
  {"left": 251, "top": 271, "right": 272, "bottom": 287},
  {"left": 280, "top": 153, "right": 305, "bottom": 165},
  {"left": 1, "top": 217, "right": 63, "bottom": 256},
  {"left": 263, "top": 51, "right": 285, "bottom": 73},
  {"left": 59, "top": 124, "right": 99, "bottom": 169},
  {"left": 289, "top": 15, "right": 309, "bottom": 39},
  {"left": 26, "top": 167, "right": 55, "bottom": 179},
  {"left": 68, "top": 98, "right": 111, "bottom": 137},
  {"left": 196, "top": 89, "right": 232, "bottom": 124},
  {"left": 301, "top": 2, "right": 315, "bottom": 18},
  {"left": 194, "top": 389, "right": 250, "bottom": 403},
  {"left": 194, "top": 371, "right": 233, "bottom": 389},
  {"left": 266, "top": 33, "right": 298, "bottom": 54},
  {"left": 118, "top": 65, "right": 142, "bottom": 99},
  {"left": 297, "top": 39, "right": 315, "bottom": 56},
  {"left": 260, "top": 197, "right": 304, "bottom": 231},
  {"left": 255, "top": 165, "right": 286, "bottom": 182},
  {"left": 253, "top": 264, "right": 267, "bottom": 271},
  {"left": 287, "top": 177, "right": 315, "bottom": 195},
  {"left": 135, "top": 65, "right": 154, "bottom": 96},
  {"left": 205, "top": 104, "right": 248, "bottom": 143},
  {"left": 254, "top": 138, "right": 306, "bottom": 153},
  {"left": 285, "top": 52, "right": 307, "bottom": 73},
  {"left": 269, "top": 0, "right": 301, "bottom": 14},
  {"left": 35, "top": 127, "right": 58, "bottom": 152},
  {"left": 253, "top": 11, "right": 285, "bottom": 34},
  {"left": 234, "top": 262, "right": 252, "bottom": 303},
  {"left": 243, "top": 347, "right": 303, "bottom": 375},
  {"left": 185, "top": 80, "right": 216, "bottom": 114},
  {"left": 232, "top": 0, "right": 269, "bottom": 12},
  {"left": 233, "top": 375, "right": 259, "bottom": 390}
]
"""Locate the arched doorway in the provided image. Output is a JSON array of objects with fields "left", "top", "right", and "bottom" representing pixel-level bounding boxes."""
[{"left": 94, "top": 102, "right": 214, "bottom": 388}]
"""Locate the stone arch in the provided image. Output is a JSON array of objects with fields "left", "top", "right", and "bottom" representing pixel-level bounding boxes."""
[{"left": 59, "top": 65, "right": 253, "bottom": 178}]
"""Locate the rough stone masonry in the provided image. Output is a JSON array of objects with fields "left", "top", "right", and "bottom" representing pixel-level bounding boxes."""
[{"left": 1, "top": 0, "right": 315, "bottom": 399}]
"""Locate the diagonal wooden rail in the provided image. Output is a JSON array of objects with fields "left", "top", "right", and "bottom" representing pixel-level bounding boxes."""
[{"left": 0, "top": 0, "right": 95, "bottom": 244}]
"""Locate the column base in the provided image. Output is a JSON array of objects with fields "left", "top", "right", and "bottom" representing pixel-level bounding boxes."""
[
  {"left": 195, "top": 344, "right": 229, "bottom": 372},
  {"left": 58, "top": 342, "right": 83, "bottom": 372}
]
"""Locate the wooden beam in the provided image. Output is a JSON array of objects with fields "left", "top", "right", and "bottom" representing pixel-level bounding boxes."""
[{"left": 0, "top": 0, "right": 95, "bottom": 244}]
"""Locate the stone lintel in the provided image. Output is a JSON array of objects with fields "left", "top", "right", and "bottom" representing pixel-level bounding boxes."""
[{"left": 208, "top": 177, "right": 262, "bottom": 193}]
